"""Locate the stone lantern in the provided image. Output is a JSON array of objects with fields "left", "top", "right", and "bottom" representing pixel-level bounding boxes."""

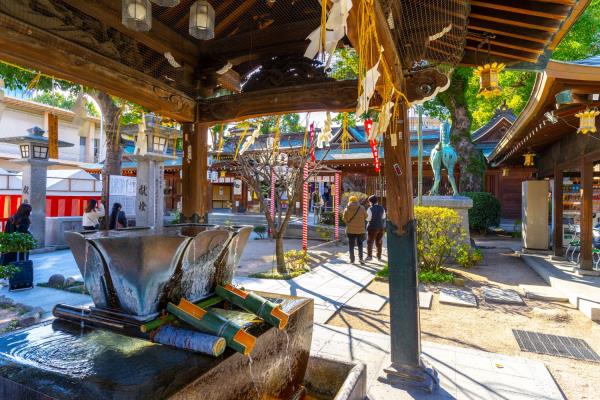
[
  {"left": 0, "top": 127, "right": 73, "bottom": 247},
  {"left": 133, "top": 115, "right": 176, "bottom": 228}
]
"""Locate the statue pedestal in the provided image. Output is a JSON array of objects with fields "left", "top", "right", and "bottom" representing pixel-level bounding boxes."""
[{"left": 416, "top": 196, "right": 473, "bottom": 246}]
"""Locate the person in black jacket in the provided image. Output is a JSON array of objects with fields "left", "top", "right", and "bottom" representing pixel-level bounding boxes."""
[
  {"left": 2, "top": 203, "right": 33, "bottom": 266},
  {"left": 109, "top": 202, "right": 128, "bottom": 230},
  {"left": 365, "top": 195, "right": 386, "bottom": 261},
  {"left": 5, "top": 203, "right": 32, "bottom": 234}
]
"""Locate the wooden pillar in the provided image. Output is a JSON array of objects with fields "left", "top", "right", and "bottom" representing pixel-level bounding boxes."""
[
  {"left": 580, "top": 159, "right": 594, "bottom": 270},
  {"left": 383, "top": 103, "right": 435, "bottom": 390},
  {"left": 46, "top": 113, "right": 59, "bottom": 159},
  {"left": 182, "top": 122, "right": 209, "bottom": 222},
  {"left": 553, "top": 169, "right": 564, "bottom": 257}
]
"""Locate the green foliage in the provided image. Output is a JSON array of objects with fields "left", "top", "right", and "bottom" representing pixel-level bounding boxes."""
[
  {"left": 415, "top": 206, "right": 465, "bottom": 272},
  {"left": 315, "top": 226, "right": 333, "bottom": 240},
  {"left": 455, "top": 247, "right": 483, "bottom": 269},
  {"left": 552, "top": 0, "right": 600, "bottom": 61},
  {"left": 0, "top": 232, "right": 37, "bottom": 254},
  {"left": 253, "top": 225, "right": 267, "bottom": 239},
  {"left": 467, "top": 71, "right": 535, "bottom": 130},
  {"left": 31, "top": 91, "right": 75, "bottom": 110},
  {"left": 251, "top": 113, "right": 304, "bottom": 135},
  {"left": 423, "top": 67, "right": 535, "bottom": 132},
  {"left": 376, "top": 264, "right": 454, "bottom": 283},
  {"left": 250, "top": 270, "right": 306, "bottom": 280},
  {"left": 341, "top": 192, "right": 368, "bottom": 208},
  {"left": 319, "top": 211, "right": 344, "bottom": 227},
  {"left": 460, "top": 192, "right": 501, "bottom": 232},
  {"left": 418, "top": 270, "right": 455, "bottom": 283},
  {"left": 330, "top": 47, "right": 358, "bottom": 80},
  {"left": 0, "top": 232, "right": 37, "bottom": 279},
  {"left": 284, "top": 249, "right": 310, "bottom": 272}
]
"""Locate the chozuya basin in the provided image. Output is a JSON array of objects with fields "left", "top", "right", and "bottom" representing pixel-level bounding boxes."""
[{"left": 64, "top": 224, "right": 253, "bottom": 321}]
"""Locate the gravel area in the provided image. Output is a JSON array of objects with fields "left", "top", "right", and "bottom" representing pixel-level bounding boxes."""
[{"left": 327, "top": 247, "right": 600, "bottom": 400}]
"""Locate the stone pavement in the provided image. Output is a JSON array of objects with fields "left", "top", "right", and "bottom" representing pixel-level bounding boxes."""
[
  {"left": 311, "top": 324, "right": 564, "bottom": 400},
  {"left": 0, "top": 250, "right": 90, "bottom": 313},
  {"left": 236, "top": 255, "right": 384, "bottom": 323}
]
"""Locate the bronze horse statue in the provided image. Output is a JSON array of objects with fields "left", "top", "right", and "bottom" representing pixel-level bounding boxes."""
[{"left": 429, "top": 121, "right": 459, "bottom": 196}]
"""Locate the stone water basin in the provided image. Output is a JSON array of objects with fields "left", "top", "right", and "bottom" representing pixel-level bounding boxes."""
[
  {"left": 0, "top": 293, "right": 366, "bottom": 400},
  {"left": 65, "top": 224, "right": 252, "bottom": 320}
]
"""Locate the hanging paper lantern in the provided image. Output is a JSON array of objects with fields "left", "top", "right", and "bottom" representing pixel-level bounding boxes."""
[
  {"left": 122, "top": 0, "right": 152, "bottom": 32},
  {"left": 575, "top": 108, "right": 599, "bottom": 134},
  {"left": 220, "top": 171, "right": 226, "bottom": 178},
  {"left": 523, "top": 152, "right": 535, "bottom": 167},
  {"left": 189, "top": 1, "right": 215, "bottom": 40},
  {"left": 475, "top": 62, "right": 505, "bottom": 98},
  {"left": 502, "top": 168, "right": 509, "bottom": 177}
]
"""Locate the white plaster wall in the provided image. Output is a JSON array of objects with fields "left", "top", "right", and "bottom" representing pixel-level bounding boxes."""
[{"left": 0, "top": 104, "right": 101, "bottom": 163}]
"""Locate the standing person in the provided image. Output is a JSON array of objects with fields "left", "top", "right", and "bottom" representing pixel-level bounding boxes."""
[
  {"left": 1, "top": 203, "right": 33, "bottom": 267},
  {"left": 82, "top": 199, "right": 104, "bottom": 230},
  {"left": 108, "top": 202, "right": 127, "bottom": 230},
  {"left": 342, "top": 195, "right": 367, "bottom": 264},
  {"left": 365, "top": 195, "right": 386, "bottom": 261}
]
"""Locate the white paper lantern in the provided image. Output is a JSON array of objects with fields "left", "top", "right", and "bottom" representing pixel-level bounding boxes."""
[
  {"left": 122, "top": 0, "right": 152, "bottom": 32},
  {"left": 189, "top": 1, "right": 215, "bottom": 40}
]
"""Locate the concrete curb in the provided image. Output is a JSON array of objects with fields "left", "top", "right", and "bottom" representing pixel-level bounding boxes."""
[{"left": 520, "top": 254, "right": 600, "bottom": 321}]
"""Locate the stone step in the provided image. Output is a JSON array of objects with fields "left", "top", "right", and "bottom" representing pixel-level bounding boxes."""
[{"left": 519, "top": 284, "right": 569, "bottom": 302}]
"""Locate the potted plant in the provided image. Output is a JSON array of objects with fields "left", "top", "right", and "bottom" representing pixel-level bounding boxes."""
[{"left": 0, "top": 232, "right": 37, "bottom": 290}]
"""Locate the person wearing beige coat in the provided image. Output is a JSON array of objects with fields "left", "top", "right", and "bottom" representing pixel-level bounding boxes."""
[{"left": 342, "top": 196, "right": 367, "bottom": 264}]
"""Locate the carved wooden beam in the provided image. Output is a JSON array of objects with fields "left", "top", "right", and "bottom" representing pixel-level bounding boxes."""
[
  {"left": 197, "top": 80, "right": 360, "bottom": 124},
  {"left": 0, "top": 14, "right": 195, "bottom": 122},
  {"left": 61, "top": 0, "right": 199, "bottom": 67}
]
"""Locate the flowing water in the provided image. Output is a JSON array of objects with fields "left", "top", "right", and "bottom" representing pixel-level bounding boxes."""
[{"left": 247, "top": 355, "right": 262, "bottom": 399}]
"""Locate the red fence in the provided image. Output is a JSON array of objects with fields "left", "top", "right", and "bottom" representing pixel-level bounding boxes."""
[{"left": 0, "top": 195, "right": 98, "bottom": 230}]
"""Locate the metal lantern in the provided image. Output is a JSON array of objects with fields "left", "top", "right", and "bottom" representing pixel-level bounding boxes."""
[
  {"left": 151, "top": 0, "right": 180, "bottom": 6},
  {"left": 475, "top": 62, "right": 505, "bottom": 98},
  {"left": 523, "top": 152, "right": 535, "bottom": 167},
  {"left": 189, "top": 1, "right": 215, "bottom": 40},
  {"left": 122, "top": 0, "right": 152, "bottom": 32},
  {"left": 575, "top": 108, "right": 599, "bottom": 134},
  {"left": 32, "top": 144, "right": 49, "bottom": 159},
  {"left": 502, "top": 167, "right": 509, "bottom": 177}
]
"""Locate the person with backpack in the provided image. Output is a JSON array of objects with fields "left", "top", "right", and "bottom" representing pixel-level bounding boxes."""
[
  {"left": 342, "top": 195, "right": 367, "bottom": 264},
  {"left": 365, "top": 195, "right": 386, "bottom": 261}
]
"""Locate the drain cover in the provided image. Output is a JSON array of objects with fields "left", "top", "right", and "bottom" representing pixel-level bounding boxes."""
[{"left": 513, "top": 329, "right": 600, "bottom": 362}]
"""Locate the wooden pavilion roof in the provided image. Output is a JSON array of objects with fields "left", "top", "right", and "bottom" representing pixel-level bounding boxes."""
[
  {"left": 488, "top": 58, "right": 600, "bottom": 166},
  {"left": 0, "top": 0, "right": 590, "bottom": 123}
]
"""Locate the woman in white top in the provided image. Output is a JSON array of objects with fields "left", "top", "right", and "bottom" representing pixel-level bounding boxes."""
[{"left": 82, "top": 199, "right": 105, "bottom": 230}]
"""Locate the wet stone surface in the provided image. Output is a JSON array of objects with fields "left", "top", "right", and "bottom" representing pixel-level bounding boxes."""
[{"left": 0, "top": 294, "right": 313, "bottom": 400}]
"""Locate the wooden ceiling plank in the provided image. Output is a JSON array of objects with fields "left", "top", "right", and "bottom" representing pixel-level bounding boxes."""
[
  {"left": 464, "top": 45, "right": 539, "bottom": 63},
  {"left": 471, "top": 1, "right": 568, "bottom": 20},
  {"left": 468, "top": 24, "right": 550, "bottom": 44},
  {"left": 215, "top": 0, "right": 258, "bottom": 37},
  {"left": 466, "top": 35, "right": 545, "bottom": 55},
  {"left": 469, "top": 13, "right": 559, "bottom": 32},
  {"left": 62, "top": 0, "right": 199, "bottom": 66}
]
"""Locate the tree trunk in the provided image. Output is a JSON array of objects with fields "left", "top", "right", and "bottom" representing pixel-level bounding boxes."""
[
  {"left": 92, "top": 91, "right": 122, "bottom": 229},
  {"left": 438, "top": 69, "right": 485, "bottom": 192},
  {"left": 275, "top": 234, "right": 286, "bottom": 274}
]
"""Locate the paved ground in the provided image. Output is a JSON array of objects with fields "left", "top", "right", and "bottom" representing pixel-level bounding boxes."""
[
  {"left": 237, "top": 238, "right": 322, "bottom": 276},
  {"left": 328, "top": 238, "right": 600, "bottom": 400},
  {"left": 311, "top": 324, "right": 563, "bottom": 400}
]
